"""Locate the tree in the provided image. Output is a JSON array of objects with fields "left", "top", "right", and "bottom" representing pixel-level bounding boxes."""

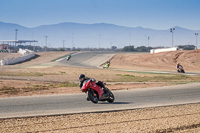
[
  {"left": 111, "top": 46, "right": 117, "bottom": 50},
  {"left": 135, "top": 46, "right": 153, "bottom": 52},
  {"left": 123, "top": 45, "right": 134, "bottom": 52},
  {"left": 178, "top": 45, "right": 196, "bottom": 50}
]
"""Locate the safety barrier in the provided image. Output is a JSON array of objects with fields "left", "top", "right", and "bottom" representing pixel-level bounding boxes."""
[
  {"left": 0, "top": 49, "right": 35, "bottom": 65},
  {"left": 150, "top": 47, "right": 178, "bottom": 54}
]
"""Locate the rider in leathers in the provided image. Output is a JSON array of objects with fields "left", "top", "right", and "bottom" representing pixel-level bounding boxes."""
[{"left": 79, "top": 74, "right": 108, "bottom": 100}]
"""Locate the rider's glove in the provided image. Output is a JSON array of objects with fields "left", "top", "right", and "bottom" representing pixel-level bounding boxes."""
[{"left": 90, "top": 78, "right": 96, "bottom": 82}]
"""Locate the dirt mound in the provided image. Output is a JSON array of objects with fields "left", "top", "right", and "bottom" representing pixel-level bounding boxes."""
[
  {"left": 21, "top": 51, "right": 71, "bottom": 65},
  {"left": 111, "top": 50, "right": 200, "bottom": 72},
  {"left": 0, "top": 53, "right": 21, "bottom": 60},
  {"left": 2, "top": 51, "right": 72, "bottom": 67}
]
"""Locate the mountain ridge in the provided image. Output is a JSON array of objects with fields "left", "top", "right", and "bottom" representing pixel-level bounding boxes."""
[{"left": 0, "top": 21, "right": 199, "bottom": 48}]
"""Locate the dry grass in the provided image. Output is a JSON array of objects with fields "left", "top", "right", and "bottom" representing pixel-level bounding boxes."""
[{"left": 0, "top": 65, "right": 199, "bottom": 97}]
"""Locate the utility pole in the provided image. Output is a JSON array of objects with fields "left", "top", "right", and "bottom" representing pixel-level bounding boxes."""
[
  {"left": 170, "top": 28, "right": 175, "bottom": 47},
  {"left": 195, "top": 33, "right": 198, "bottom": 49},
  {"left": 44, "top": 36, "right": 48, "bottom": 52},
  {"left": 148, "top": 36, "right": 150, "bottom": 47},
  {"left": 99, "top": 34, "right": 101, "bottom": 49},
  {"left": 63, "top": 40, "right": 65, "bottom": 49},
  {"left": 15, "top": 29, "right": 18, "bottom": 47},
  {"left": 129, "top": 33, "right": 132, "bottom": 45},
  {"left": 72, "top": 33, "right": 74, "bottom": 49}
]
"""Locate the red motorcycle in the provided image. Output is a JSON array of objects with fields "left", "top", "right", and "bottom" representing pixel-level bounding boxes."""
[{"left": 81, "top": 79, "right": 115, "bottom": 104}]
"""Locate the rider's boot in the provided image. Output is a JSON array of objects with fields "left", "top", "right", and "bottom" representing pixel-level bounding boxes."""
[
  {"left": 102, "top": 87, "right": 109, "bottom": 97},
  {"left": 103, "top": 87, "right": 108, "bottom": 93}
]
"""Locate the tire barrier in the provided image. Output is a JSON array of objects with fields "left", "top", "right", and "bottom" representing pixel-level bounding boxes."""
[{"left": 0, "top": 49, "right": 35, "bottom": 65}]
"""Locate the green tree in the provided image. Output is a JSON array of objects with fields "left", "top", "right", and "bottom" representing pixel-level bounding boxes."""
[{"left": 123, "top": 45, "right": 134, "bottom": 52}]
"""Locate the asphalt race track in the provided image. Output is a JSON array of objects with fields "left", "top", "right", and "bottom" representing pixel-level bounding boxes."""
[
  {"left": 0, "top": 83, "right": 200, "bottom": 119},
  {"left": 56, "top": 51, "right": 115, "bottom": 68}
]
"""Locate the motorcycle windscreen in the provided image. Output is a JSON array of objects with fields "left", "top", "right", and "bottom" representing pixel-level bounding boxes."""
[{"left": 81, "top": 79, "right": 91, "bottom": 92}]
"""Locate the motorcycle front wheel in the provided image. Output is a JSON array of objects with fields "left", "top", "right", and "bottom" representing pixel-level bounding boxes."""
[
  {"left": 88, "top": 89, "right": 98, "bottom": 104},
  {"left": 106, "top": 89, "right": 115, "bottom": 103}
]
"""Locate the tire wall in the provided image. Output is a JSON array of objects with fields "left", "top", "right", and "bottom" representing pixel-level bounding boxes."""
[{"left": 0, "top": 49, "right": 35, "bottom": 65}]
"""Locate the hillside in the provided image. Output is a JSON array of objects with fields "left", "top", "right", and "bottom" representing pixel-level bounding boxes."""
[
  {"left": 111, "top": 50, "right": 200, "bottom": 72},
  {"left": 0, "top": 22, "right": 199, "bottom": 48}
]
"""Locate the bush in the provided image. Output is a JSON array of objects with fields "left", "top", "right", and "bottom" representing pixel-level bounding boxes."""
[{"left": 123, "top": 45, "right": 134, "bottom": 52}]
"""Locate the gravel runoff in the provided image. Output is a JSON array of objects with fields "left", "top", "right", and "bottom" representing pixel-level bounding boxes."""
[{"left": 1, "top": 103, "right": 200, "bottom": 133}]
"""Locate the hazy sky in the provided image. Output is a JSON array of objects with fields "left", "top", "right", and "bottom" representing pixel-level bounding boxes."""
[{"left": 1, "top": 0, "right": 200, "bottom": 30}]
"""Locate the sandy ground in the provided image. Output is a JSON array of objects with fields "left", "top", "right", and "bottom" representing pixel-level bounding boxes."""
[
  {"left": 111, "top": 50, "right": 200, "bottom": 72},
  {"left": 0, "top": 51, "right": 72, "bottom": 68},
  {"left": 15, "top": 51, "right": 72, "bottom": 67},
  {"left": 1, "top": 103, "right": 200, "bottom": 133},
  {"left": 0, "top": 53, "right": 21, "bottom": 60}
]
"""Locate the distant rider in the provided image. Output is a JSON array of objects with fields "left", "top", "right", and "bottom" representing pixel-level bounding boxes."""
[
  {"left": 103, "top": 61, "right": 110, "bottom": 69},
  {"left": 66, "top": 54, "right": 71, "bottom": 60},
  {"left": 176, "top": 63, "right": 183, "bottom": 72}
]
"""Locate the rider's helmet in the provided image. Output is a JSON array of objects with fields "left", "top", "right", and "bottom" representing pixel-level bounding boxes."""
[{"left": 79, "top": 74, "right": 86, "bottom": 82}]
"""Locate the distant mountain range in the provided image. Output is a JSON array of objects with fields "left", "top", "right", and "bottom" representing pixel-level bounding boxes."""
[{"left": 0, "top": 21, "right": 199, "bottom": 48}]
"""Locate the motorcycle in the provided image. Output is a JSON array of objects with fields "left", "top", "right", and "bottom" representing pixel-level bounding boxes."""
[
  {"left": 177, "top": 65, "right": 185, "bottom": 73},
  {"left": 103, "top": 62, "right": 110, "bottom": 69},
  {"left": 66, "top": 55, "right": 71, "bottom": 61},
  {"left": 81, "top": 79, "right": 115, "bottom": 104}
]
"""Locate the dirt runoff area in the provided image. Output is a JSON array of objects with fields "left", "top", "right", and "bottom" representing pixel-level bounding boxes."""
[
  {"left": 0, "top": 53, "right": 22, "bottom": 60},
  {"left": 0, "top": 103, "right": 200, "bottom": 133},
  {"left": 111, "top": 49, "right": 200, "bottom": 72}
]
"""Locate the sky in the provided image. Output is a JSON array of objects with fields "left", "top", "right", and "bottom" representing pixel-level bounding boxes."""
[{"left": 0, "top": 0, "right": 200, "bottom": 30}]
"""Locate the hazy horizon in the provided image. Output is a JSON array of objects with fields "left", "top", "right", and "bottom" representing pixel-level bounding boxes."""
[{"left": 1, "top": 21, "right": 200, "bottom": 31}]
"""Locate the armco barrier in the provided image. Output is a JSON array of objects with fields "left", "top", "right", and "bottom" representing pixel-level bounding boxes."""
[
  {"left": 0, "top": 49, "right": 35, "bottom": 65},
  {"left": 150, "top": 47, "right": 178, "bottom": 54}
]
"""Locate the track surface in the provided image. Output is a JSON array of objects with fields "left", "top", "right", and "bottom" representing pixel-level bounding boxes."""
[
  {"left": 56, "top": 51, "right": 115, "bottom": 68},
  {"left": 0, "top": 83, "right": 200, "bottom": 119}
]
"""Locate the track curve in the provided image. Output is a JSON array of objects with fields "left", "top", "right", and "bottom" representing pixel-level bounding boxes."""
[{"left": 56, "top": 51, "right": 115, "bottom": 68}]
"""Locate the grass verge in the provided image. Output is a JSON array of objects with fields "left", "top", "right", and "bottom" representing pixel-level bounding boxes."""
[{"left": 112, "top": 74, "right": 200, "bottom": 83}]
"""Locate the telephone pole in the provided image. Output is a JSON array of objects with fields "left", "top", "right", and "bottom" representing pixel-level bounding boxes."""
[
  {"left": 63, "top": 40, "right": 65, "bottom": 49},
  {"left": 72, "top": 33, "right": 74, "bottom": 48},
  {"left": 44, "top": 36, "right": 48, "bottom": 52},
  {"left": 15, "top": 29, "right": 18, "bottom": 47},
  {"left": 195, "top": 33, "right": 198, "bottom": 48},
  {"left": 170, "top": 28, "right": 175, "bottom": 47},
  {"left": 99, "top": 34, "right": 101, "bottom": 49}
]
